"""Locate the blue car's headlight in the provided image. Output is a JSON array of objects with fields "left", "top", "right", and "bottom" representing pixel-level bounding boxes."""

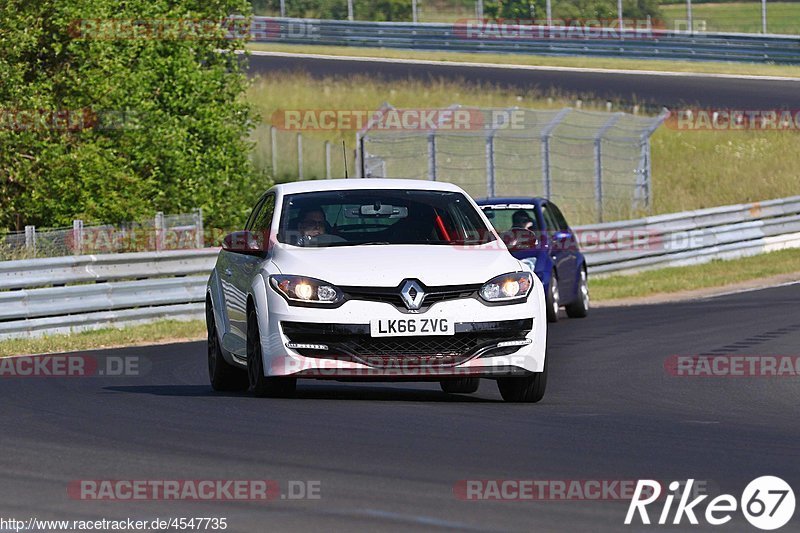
[
  {"left": 479, "top": 272, "right": 532, "bottom": 302},
  {"left": 270, "top": 275, "right": 344, "bottom": 306}
]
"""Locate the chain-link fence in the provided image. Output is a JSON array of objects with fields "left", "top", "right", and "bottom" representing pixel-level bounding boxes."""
[
  {"left": 0, "top": 210, "right": 204, "bottom": 261},
  {"left": 358, "top": 104, "right": 667, "bottom": 223},
  {"left": 251, "top": 123, "right": 351, "bottom": 182},
  {"left": 252, "top": 0, "right": 797, "bottom": 35}
]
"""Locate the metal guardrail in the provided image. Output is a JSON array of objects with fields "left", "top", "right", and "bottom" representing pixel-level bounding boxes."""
[
  {"left": 1, "top": 195, "right": 799, "bottom": 339},
  {"left": 0, "top": 250, "right": 218, "bottom": 339},
  {"left": 251, "top": 18, "right": 800, "bottom": 64},
  {"left": 577, "top": 195, "right": 800, "bottom": 274}
]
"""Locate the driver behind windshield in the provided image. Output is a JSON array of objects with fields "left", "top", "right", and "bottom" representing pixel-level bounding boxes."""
[
  {"left": 297, "top": 207, "right": 327, "bottom": 238},
  {"left": 511, "top": 210, "right": 535, "bottom": 231}
]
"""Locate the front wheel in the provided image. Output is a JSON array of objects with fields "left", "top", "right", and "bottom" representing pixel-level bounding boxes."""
[
  {"left": 497, "top": 364, "right": 547, "bottom": 403},
  {"left": 565, "top": 268, "right": 589, "bottom": 318},
  {"left": 247, "top": 307, "right": 296, "bottom": 398},
  {"left": 545, "top": 270, "right": 560, "bottom": 323},
  {"left": 440, "top": 377, "right": 480, "bottom": 394}
]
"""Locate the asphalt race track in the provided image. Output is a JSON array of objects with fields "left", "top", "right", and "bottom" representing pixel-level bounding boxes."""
[
  {"left": 2, "top": 283, "right": 799, "bottom": 532},
  {"left": 247, "top": 52, "right": 800, "bottom": 109}
]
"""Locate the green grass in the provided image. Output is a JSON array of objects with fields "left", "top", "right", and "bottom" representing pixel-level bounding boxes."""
[
  {"left": 247, "top": 73, "right": 800, "bottom": 224},
  {"left": 246, "top": 42, "right": 800, "bottom": 78},
  {"left": 0, "top": 320, "right": 205, "bottom": 358},
  {"left": 590, "top": 247, "right": 800, "bottom": 300},
  {"left": 661, "top": 2, "right": 800, "bottom": 35}
]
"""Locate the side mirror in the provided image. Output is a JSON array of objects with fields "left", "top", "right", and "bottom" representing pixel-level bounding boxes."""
[{"left": 221, "top": 230, "right": 269, "bottom": 256}]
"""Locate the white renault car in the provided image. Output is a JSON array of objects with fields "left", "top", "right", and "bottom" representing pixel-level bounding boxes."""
[{"left": 206, "top": 179, "right": 548, "bottom": 402}]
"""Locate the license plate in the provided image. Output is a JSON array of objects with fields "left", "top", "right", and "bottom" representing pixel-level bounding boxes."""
[{"left": 370, "top": 318, "right": 453, "bottom": 337}]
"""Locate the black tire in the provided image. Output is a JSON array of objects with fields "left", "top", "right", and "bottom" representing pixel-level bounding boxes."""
[
  {"left": 565, "top": 267, "right": 589, "bottom": 319},
  {"left": 206, "top": 303, "right": 249, "bottom": 392},
  {"left": 497, "top": 363, "right": 548, "bottom": 403},
  {"left": 247, "top": 306, "right": 296, "bottom": 398},
  {"left": 545, "top": 270, "right": 560, "bottom": 323},
  {"left": 440, "top": 377, "right": 480, "bottom": 394}
]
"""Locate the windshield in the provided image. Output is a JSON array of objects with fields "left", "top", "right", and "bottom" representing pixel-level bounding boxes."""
[
  {"left": 480, "top": 205, "right": 541, "bottom": 234},
  {"left": 277, "top": 189, "right": 496, "bottom": 248}
]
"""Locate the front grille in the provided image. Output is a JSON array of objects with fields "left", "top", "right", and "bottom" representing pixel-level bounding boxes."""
[
  {"left": 282, "top": 319, "right": 532, "bottom": 368},
  {"left": 341, "top": 282, "right": 481, "bottom": 312}
]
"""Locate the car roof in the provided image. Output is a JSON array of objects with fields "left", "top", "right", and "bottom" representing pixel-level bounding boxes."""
[
  {"left": 272, "top": 178, "right": 467, "bottom": 195},
  {"left": 474, "top": 197, "right": 547, "bottom": 206}
]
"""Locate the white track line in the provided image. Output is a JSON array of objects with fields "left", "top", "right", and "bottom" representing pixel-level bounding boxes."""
[{"left": 247, "top": 49, "right": 800, "bottom": 82}]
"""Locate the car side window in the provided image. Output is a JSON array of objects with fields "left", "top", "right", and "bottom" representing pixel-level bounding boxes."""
[
  {"left": 541, "top": 205, "right": 560, "bottom": 232},
  {"left": 549, "top": 203, "right": 570, "bottom": 232},
  {"left": 251, "top": 194, "right": 275, "bottom": 232},
  {"left": 245, "top": 196, "right": 267, "bottom": 231}
]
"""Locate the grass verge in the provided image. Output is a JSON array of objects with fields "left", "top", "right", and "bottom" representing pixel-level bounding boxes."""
[
  {"left": 246, "top": 43, "right": 800, "bottom": 78},
  {"left": 0, "top": 320, "right": 205, "bottom": 358},
  {"left": 590, "top": 247, "right": 800, "bottom": 301}
]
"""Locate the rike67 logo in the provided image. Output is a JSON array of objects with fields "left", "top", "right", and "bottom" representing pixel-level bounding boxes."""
[{"left": 626, "top": 477, "right": 795, "bottom": 530}]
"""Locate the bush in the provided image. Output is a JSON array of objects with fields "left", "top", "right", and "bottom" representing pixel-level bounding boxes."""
[{"left": 0, "top": 0, "right": 264, "bottom": 232}]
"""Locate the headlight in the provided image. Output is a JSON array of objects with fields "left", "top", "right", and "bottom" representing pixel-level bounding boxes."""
[
  {"left": 270, "top": 275, "right": 344, "bottom": 306},
  {"left": 480, "top": 272, "right": 532, "bottom": 303}
]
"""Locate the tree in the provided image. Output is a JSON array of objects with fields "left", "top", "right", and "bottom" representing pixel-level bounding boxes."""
[{"left": 0, "top": 0, "right": 262, "bottom": 232}]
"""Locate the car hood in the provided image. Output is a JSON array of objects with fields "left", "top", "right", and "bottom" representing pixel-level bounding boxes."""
[{"left": 271, "top": 243, "right": 522, "bottom": 287}]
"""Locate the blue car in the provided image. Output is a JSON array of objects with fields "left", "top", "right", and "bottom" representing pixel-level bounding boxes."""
[{"left": 476, "top": 198, "right": 589, "bottom": 322}]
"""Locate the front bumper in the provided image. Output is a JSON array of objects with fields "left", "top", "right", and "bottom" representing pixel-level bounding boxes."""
[{"left": 259, "top": 282, "right": 547, "bottom": 379}]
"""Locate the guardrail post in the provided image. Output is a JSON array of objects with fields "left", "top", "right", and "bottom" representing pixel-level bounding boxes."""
[
  {"left": 155, "top": 212, "right": 165, "bottom": 251},
  {"left": 72, "top": 220, "right": 83, "bottom": 255},
  {"left": 25, "top": 225, "right": 36, "bottom": 253},
  {"left": 270, "top": 126, "right": 278, "bottom": 177},
  {"left": 193, "top": 208, "right": 204, "bottom": 249},
  {"left": 325, "top": 141, "right": 332, "bottom": 179},
  {"left": 427, "top": 132, "right": 437, "bottom": 181},
  {"left": 296, "top": 133, "right": 303, "bottom": 180}
]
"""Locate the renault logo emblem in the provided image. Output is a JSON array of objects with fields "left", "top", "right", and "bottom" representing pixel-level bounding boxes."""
[{"left": 400, "top": 280, "right": 425, "bottom": 310}]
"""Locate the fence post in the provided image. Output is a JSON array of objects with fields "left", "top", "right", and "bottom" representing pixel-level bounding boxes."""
[
  {"left": 270, "top": 126, "right": 278, "bottom": 177},
  {"left": 72, "top": 219, "right": 84, "bottom": 255},
  {"left": 593, "top": 114, "right": 623, "bottom": 223},
  {"left": 412, "top": 0, "right": 418, "bottom": 23},
  {"left": 347, "top": 0, "right": 353, "bottom": 20},
  {"left": 687, "top": 0, "right": 693, "bottom": 35},
  {"left": 427, "top": 132, "right": 437, "bottom": 181},
  {"left": 194, "top": 208, "right": 204, "bottom": 249},
  {"left": 24, "top": 225, "right": 36, "bottom": 253},
  {"left": 540, "top": 108, "right": 571, "bottom": 199},
  {"left": 325, "top": 141, "right": 332, "bottom": 179},
  {"left": 476, "top": 0, "right": 484, "bottom": 18},
  {"left": 761, "top": 0, "right": 767, "bottom": 33},
  {"left": 280, "top": 0, "right": 286, "bottom": 17},
  {"left": 297, "top": 133, "right": 303, "bottom": 180},
  {"left": 485, "top": 133, "right": 496, "bottom": 198},
  {"left": 155, "top": 212, "right": 165, "bottom": 251}
]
